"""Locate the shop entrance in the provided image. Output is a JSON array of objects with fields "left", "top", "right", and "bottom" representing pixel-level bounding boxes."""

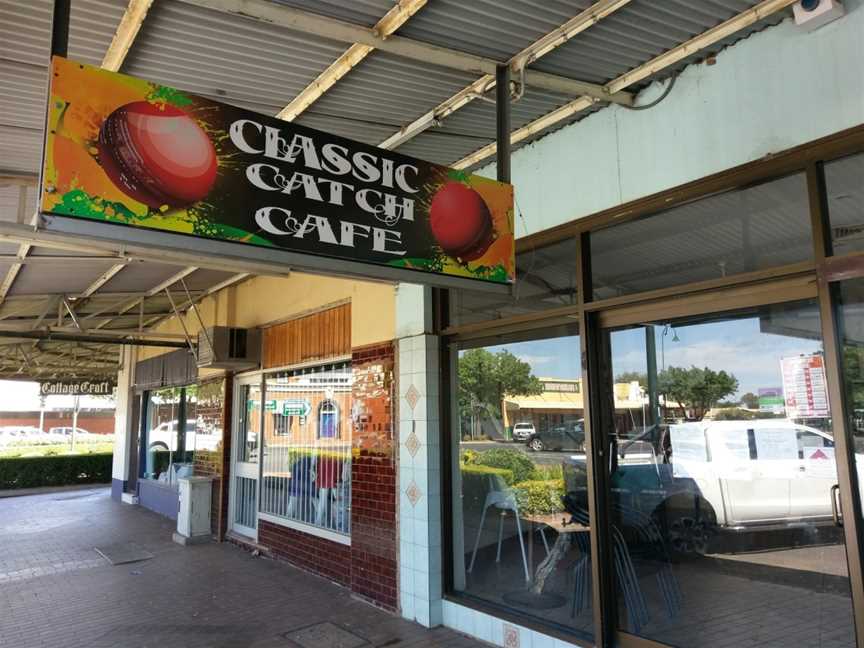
[
  {"left": 592, "top": 287, "right": 860, "bottom": 648},
  {"left": 229, "top": 375, "right": 263, "bottom": 540}
]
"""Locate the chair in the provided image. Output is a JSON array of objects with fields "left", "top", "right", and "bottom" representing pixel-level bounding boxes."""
[{"left": 468, "top": 473, "right": 530, "bottom": 583}]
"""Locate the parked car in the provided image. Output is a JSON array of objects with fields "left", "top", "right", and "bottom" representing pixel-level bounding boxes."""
[
  {"left": 527, "top": 420, "right": 585, "bottom": 452},
  {"left": 48, "top": 426, "right": 90, "bottom": 437},
  {"left": 511, "top": 422, "right": 536, "bottom": 442},
  {"left": 566, "top": 419, "right": 864, "bottom": 556}
]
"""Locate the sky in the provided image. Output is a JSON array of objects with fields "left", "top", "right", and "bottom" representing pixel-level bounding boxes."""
[
  {"left": 470, "top": 308, "right": 825, "bottom": 402},
  {"left": 0, "top": 381, "right": 115, "bottom": 412}
]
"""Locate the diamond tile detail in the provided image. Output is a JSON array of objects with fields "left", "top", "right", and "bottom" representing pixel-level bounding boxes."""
[
  {"left": 405, "top": 431, "right": 421, "bottom": 458},
  {"left": 503, "top": 624, "right": 520, "bottom": 648},
  {"left": 404, "top": 384, "right": 420, "bottom": 410},
  {"left": 406, "top": 481, "right": 422, "bottom": 507}
]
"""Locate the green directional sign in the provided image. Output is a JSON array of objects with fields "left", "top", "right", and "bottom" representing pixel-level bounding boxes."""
[
  {"left": 264, "top": 400, "right": 277, "bottom": 412},
  {"left": 283, "top": 399, "right": 311, "bottom": 417}
]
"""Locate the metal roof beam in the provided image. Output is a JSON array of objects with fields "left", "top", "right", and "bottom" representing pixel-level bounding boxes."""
[
  {"left": 276, "top": 0, "right": 427, "bottom": 122},
  {"left": 101, "top": 0, "right": 155, "bottom": 72},
  {"left": 177, "top": 0, "right": 632, "bottom": 105},
  {"left": 381, "top": 0, "right": 634, "bottom": 150},
  {"left": 453, "top": 0, "right": 798, "bottom": 169},
  {"left": 78, "top": 263, "right": 128, "bottom": 298}
]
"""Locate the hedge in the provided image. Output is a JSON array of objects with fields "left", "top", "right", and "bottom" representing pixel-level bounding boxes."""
[
  {"left": 473, "top": 448, "right": 535, "bottom": 484},
  {"left": 0, "top": 453, "right": 113, "bottom": 490},
  {"left": 513, "top": 479, "right": 566, "bottom": 516}
]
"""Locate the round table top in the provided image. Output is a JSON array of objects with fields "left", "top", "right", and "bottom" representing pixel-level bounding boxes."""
[{"left": 522, "top": 512, "right": 589, "bottom": 533}]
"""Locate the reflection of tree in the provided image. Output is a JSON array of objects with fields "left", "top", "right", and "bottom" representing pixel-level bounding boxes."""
[
  {"left": 615, "top": 371, "right": 648, "bottom": 389},
  {"left": 458, "top": 349, "right": 543, "bottom": 439},
  {"left": 658, "top": 365, "right": 738, "bottom": 419},
  {"left": 740, "top": 392, "right": 760, "bottom": 409}
]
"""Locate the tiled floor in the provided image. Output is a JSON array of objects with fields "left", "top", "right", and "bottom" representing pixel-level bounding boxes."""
[{"left": 0, "top": 488, "right": 486, "bottom": 648}]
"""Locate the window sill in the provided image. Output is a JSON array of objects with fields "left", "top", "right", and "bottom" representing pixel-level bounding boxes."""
[{"left": 258, "top": 512, "right": 351, "bottom": 546}]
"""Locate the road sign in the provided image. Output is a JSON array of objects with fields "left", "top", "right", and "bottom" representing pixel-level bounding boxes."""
[{"left": 283, "top": 399, "right": 311, "bottom": 417}]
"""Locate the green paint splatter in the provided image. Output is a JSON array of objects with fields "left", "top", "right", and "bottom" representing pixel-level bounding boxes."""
[
  {"left": 389, "top": 256, "right": 446, "bottom": 273},
  {"left": 147, "top": 85, "right": 193, "bottom": 107},
  {"left": 446, "top": 168, "right": 472, "bottom": 184},
  {"left": 51, "top": 189, "right": 142, "bottom": 222}
]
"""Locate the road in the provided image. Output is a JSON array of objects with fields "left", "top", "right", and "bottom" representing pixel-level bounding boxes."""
[{"left": 460, "top": 440, "right": 585, "bottom": 466}]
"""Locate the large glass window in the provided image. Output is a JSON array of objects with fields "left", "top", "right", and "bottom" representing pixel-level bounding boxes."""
[
  {"left": 590, "top": 173, "right": 812, "bottom": 299},
  {"left": 600, "top": 300, "right": 855, "bottom": 647},
  {"left": 826, "top": 153, "right": 864, "bottom": 257},
  {"left": 141, "top": 386, "right": 197, "bottom": 485},
  {"left": 451, "top": 332, "right": 593, "bottom": 641},
  {"left": 259, "top": 364, "right": 352, "bottom": 535},
  {"left": 449, "top": 238, "right": 578, "bottom": 327}
]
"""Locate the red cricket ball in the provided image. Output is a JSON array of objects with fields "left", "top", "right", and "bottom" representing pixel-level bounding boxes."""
[
  {"left": 97, "top": 101, "right": 217, "bottom": 209},
  {"left": 429, "top": 182, "right": 494, "bottom": 261}
]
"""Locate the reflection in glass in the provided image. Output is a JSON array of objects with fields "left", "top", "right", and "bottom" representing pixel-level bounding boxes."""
[
  {"left": 826, "top": 153, "right": 864, "bottom": 257},
  {"left": 451, "top": 333, "right": 593, "bottom": 641},
  {"left": 597, "top": 300, "right": 855, "bottom": 646},
  {"left": 835, "top": 278, "right": 864, "bottom": 514},
  {"left": 259, "top": 364, "right": 352, "bottom": 535},
  {"left": 142, "top": 386, "right": 195, "bottom": 484},
  {"left": 450, "top": 239, "right": 578, "bottom": 327},
  {"left": 591, "top": 173, "right": 812, "bottom": 299}
]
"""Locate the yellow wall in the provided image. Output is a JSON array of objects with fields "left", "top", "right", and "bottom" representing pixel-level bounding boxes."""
[{"left": 136, "top": 272, "right": 396, "bottom": 365}]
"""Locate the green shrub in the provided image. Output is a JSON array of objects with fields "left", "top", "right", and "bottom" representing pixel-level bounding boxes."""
[
  {"left": 530, "top": 463, "right": 563, "bottom": 482},
  {"left": 474, "top": 448, "right": 535, "bottom": 484},
  {"left": 0, "top": 453, "right": 112, "bottom": 490},
  {"left": 513, "top": 479, "right": 565, "bottom": 516}
]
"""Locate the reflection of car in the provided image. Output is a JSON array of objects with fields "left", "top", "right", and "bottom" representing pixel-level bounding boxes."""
[
  {"left": 512, "top": 422, "right": 536, "bottom": 441},
  {"left": 527, "top": 420, "right": 584, "bottom": 452},
  {"left": 148, "top": 419, "right": 220, "bottom": 452},
  {"left": 49, "top": 426, "right": 90, "bottom": 437},
  {"left": 579, "top": 419, "right": 864, "bottom": 555}
]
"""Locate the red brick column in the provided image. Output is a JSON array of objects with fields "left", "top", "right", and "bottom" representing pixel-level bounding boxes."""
[
  {"left": 350, "top": 342, "right": 397, "bottom": 611},
  {"left": 192, "top": 376, "right": 231, "bottom": 540}
]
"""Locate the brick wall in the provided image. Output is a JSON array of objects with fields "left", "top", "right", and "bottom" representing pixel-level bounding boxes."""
[
  {"left": 350, "top": 342, "right": 397, "bottom": 610},
  {"left": 248, "top": 342, "right": 398, "bottom": 612},
  {"left": 192, "top": 376, "right": 231, "bottom": 540},
  {"left": 0, "top": 413, "right": 115, "bottom": 434}
]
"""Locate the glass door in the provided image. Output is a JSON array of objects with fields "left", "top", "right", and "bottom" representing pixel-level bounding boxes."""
[
  {"left": 229, "top": 375, "right": 262, "bottom": 539},
  {"left": 595, "top": 299, "right": 857, "bottom": 647}
]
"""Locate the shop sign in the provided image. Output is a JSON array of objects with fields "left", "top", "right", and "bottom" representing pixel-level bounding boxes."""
[
  {"left": 757, "top": 387, "right": 785, "bottom": 413},
  {"left": 39, "top": 379, "right": 115, "bottom": 396},
  {"left": 40, "top": 57, "right": 515, "bottom": 287},
  {"left": 282, "top": 399, "right": 311, "bottom": 417},
  {"left": 780, "top": 354, "right": 829, "bottom": 419}
]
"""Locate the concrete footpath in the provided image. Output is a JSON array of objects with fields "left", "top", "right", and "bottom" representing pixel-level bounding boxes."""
[{"left": 0, "top": 487, "right": 486, "bottom": 648}]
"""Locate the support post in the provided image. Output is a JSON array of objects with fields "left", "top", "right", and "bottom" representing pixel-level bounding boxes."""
[
  {"left": 495, "top": 65, "right": 511, "bottom": 183},
  {"left": 51, "top": 0, "right": 71, "bottom": 58}
]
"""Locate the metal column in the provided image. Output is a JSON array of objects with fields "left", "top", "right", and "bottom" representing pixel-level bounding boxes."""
[{"left": 496, "top": 65, "right": 511, "bottom": 183}]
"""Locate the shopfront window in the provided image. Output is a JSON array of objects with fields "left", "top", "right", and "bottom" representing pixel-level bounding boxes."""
[
  {"left": 590, "top": 173, "right": 812, "bottom": 299},
  {"left": 259, "top": 364, "right": 352, "bottom": 535},
  {"left": 449, "top": 238, "right": 579, "bottom": 327},
  {"left": 141, "top": 386, "right": 197, "bottom": 485},
  {"left": 826, "top": 153, "right": 864, "bottom": 257},
  {"left": 450, "top": 332, "right": 593, "bottom": 641},
  {"left": 601, "top": 300, "right": 855, "bottom": 647}
]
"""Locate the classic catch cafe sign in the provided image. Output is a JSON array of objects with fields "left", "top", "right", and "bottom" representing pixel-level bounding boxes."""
[
  {"left": 40, "top": 57, "right": 515, "bottom": 286},
  {"left": 39, "top": 379, "right": 116, "bottom": 396}
]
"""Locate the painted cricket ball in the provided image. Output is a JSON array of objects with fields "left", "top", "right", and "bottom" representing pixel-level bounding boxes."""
[
  {"left": 429, "top": 182, "right": 494, "bottom": 261},
  {"left": 97, "top": 101, "right": 217, "bottom": 209}
]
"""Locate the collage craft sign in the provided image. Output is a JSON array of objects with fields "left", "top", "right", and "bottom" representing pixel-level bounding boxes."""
[{"left": 40, "top": 57, "right": 515, "bottom": 285}]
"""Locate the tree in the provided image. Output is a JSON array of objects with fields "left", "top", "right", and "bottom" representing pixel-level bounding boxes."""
[
  {"left": 458, "top": 349, "right": 543, "bottom": 438},
  {"left": 657, "top": 365, "right": 739, "bottom": 419},
  {"left": 614, "top": 371, "right": 648, "bottom": 389},
  {"left": 740, "top": 392, "right": 759, "bottom": 409}
]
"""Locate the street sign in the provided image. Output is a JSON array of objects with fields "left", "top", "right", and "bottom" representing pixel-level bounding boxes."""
[{"left": 282, "top": 399, "right": 311, "bottom": 417}]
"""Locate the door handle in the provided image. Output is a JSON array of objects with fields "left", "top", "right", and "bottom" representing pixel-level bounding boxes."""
[{"left": 831, "top": 484, "right": 843, "bottom": 528}]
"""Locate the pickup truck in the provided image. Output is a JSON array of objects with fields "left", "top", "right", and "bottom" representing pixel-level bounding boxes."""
[{"left": 567, "top": 419, "right": 864, "bottom": 556}]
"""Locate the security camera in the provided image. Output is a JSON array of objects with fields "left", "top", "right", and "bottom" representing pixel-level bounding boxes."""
[{"left": 793, "top": 0, "right": 845, "bottom": 31}]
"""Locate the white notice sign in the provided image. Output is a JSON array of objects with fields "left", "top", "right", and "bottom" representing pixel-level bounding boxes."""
[{"left": 781, "top": 354, "right": 829, "bottom": 419}]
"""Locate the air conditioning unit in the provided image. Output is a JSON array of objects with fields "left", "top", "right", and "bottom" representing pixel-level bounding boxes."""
[
  {"left": 196, "top": 326, "right": 260, "bottom": 369},
  {"left": 794, "top": 0, "right": 844, "bottom": 31}
]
